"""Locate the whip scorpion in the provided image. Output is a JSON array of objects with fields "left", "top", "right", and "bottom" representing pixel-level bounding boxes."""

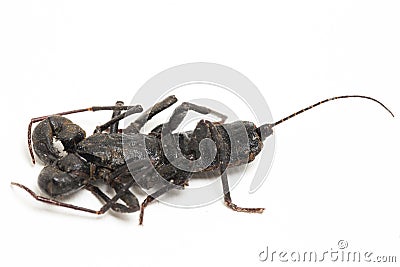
[{"left": 11, "top": 95, "right": 393, "bottom": 224}]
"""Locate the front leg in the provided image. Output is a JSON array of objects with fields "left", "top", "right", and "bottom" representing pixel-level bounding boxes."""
[{"left": 11, "top": 182, "right": 105, "bottom": 215}]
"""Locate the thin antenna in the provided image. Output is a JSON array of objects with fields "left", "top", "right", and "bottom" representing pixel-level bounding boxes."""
[
  {"left": 271, "top": 95, "right": 394, "bottom": 128},
  {"left": 256, "top": 95, "right": 394, "bottom": 141}
]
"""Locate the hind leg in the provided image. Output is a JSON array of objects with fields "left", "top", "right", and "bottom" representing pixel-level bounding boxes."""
[{"left": 202, "top": 120, "right": 264, "bottom": 213}]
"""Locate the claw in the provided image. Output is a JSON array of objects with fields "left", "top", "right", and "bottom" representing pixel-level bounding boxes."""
[{"left": 32, "top": 116, "right": 86, "bottom": 165}]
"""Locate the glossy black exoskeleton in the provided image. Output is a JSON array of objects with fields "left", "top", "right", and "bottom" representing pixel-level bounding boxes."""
[{"left": 11, "top": 95, "right": 393, "bottom": 224}]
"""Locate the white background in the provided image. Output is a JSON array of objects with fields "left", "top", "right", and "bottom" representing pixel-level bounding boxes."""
[{"left": 1, "top": 1, "right": 399, "bottom": 266}]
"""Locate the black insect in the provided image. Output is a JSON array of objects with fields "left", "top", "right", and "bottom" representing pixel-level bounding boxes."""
[{"left": 11, "top": 95, "right": 393, "bottom": 224}]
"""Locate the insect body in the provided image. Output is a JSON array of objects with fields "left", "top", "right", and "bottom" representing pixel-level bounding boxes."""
[{"left": 11, "top": 95, "right": 393, "bottom": 224}]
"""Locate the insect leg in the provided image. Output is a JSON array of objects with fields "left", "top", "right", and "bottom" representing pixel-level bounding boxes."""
[
  {"left": 94, "top": 159, "right": 160, "bottom": 215},
  {"left": 85, "top": 184, "right": 136, "bottom": 213},
  {"left": 136, "top": 162, "right": 196, "bottom": 226},
  {"left": 109, "top": 101, "right": 124, "bottom": 134},
  {"left": 11, "top": 182, "right": 103, "bottom": 214},
  {"left": 109, "top": 181, "right": 140, "bottom": 213},
  {"left": 139, "top": 184, "right": 175, "bottom": 225},
  {"left": 11, "top": 161, "right": 144, "bottom": 215},
  {"left": 87, "top": 162, "right": 142, "bottom": 213},
  {"left": 125, "top": 95, "right": 178, "bottom": 133},
  {"left": 166, "top": 102, "right": 227, "bottom": 132},
  {"left": 93, "top": 105, "right": 143, "bottom": 133},
  {"left": 11, "top": 179, "right": 139, "bottom": 215},
  {"left": 149, "top": 101, "right": 227, "bottom": 137},
  {"left": 203, "top": 120, "right": 265, "bottom": 213}
]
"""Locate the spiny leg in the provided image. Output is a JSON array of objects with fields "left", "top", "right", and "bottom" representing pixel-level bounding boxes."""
[
  {"left": 28, "top": 104, "right": 142, "bottom": 164},
  {"left": 203, "top": 120, "right": 264, "bottom": 213}
]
